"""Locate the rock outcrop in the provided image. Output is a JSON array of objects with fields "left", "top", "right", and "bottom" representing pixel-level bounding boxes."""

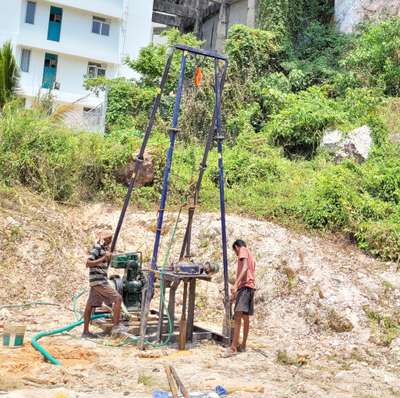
[
  {"left": 335, "top": 0, "right": 400, "bottom": 33},
  {"left": 321, "top": 125, "right": 372, "bottom": 163},
  {"left": 115, "top": 152, "right": 154, "bottom": 187}
]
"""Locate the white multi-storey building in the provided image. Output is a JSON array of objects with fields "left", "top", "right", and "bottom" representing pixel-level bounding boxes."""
[{"left": 0, "top": 0, "right": 154, "bottom": 131}]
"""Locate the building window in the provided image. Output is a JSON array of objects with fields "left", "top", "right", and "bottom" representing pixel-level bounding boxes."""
[
  {"left": 92, "top": 17, "right": 110, "bottom": 36},
  {"left": 87, "top": 62, "right": 107, "bottom": 78},
  {"left": 20, "top": 49, "right": 31, "bottom": 72},
  {"left": 25, "top": 1, "right": 36, "bottom": 24}
]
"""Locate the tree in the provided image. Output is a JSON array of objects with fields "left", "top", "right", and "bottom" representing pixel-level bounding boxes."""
[{"left": 0, "top": 41, "right": 20, "bottom": 108}]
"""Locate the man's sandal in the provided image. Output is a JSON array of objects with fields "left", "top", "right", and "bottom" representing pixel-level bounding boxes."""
[{"left": 221, "top": 348, "right": 238, "bottom": 358}]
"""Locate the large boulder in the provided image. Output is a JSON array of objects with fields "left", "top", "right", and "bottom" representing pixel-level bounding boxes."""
[
  {"left": 335, "top": 0, "right": 400, "bottom": 33},
  {"left": 321, "top": 125, "right": 372, "bottom": 164},
  {"left": 115, "top": 152, "right": 154, "bottom": 187}
]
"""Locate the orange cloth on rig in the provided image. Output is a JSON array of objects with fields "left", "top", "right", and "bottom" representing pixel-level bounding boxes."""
[{"left": 194, "top": 66, "right": 203, "bottom": 88}]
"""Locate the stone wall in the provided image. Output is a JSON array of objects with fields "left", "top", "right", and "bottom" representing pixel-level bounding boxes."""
[{"left": 335, "top": 0, "right": 400, "bottom": 33}]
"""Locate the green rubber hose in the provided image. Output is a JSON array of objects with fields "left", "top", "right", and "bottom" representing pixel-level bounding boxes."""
[{"left": 31, "top": 313, "right": 109, "bottom": 366}]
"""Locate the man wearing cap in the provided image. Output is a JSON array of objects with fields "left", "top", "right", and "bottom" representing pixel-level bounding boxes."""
[{"left": 82, "top": 232, "right": 122, "bottom": 338}]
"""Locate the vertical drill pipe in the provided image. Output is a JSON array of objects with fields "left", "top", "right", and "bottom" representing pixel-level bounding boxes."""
[
  {"left": 150, "top": 52, "right": 187, "bottom": 275},
  {"left": 110, "top": 48, "right": 175, "bottom": 252},
  {"left": 139, "top": 53, "right": 187, "bottom": 349},
  {"left": 215, "top": 59, "right": 230, "bottom": 338},
  {"left": 179, "top": 65, "right": 228, "bottom": 261}
]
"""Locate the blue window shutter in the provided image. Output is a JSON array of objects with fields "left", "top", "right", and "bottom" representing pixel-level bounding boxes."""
[
  {"left": 20, "top": 49, "right": 31, "bottom": 72},
  {"left": 25, "top": 1, "right": 36, "bottom": 24},
  {"left": 92, "top": 20, "right": 101, "bottom": 34},
  {"left": 101, "top": 23, "right": 110, "bottom": 36}
]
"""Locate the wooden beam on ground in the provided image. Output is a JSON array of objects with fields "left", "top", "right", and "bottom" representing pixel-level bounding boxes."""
[{"left": 164, "top": 365, "right": 179, "bottom": 398}]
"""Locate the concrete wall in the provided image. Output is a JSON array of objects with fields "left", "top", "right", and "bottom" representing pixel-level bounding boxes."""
[
  {"left": 0, "top": 0, "right": 23, "bottom": 44},
  {"left": 229, "top": 0, "right": 248, "bottom": 27},
  {"left": 119, "top": 0, "right": 154, "bottom": 79},
  {"left": 201, "top": 0, "right": 252, "bottom": 50}
]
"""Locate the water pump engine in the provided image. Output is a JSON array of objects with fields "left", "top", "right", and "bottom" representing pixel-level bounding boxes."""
[{"left": 109, "top": 252, "right": 145, "bottom": 311}]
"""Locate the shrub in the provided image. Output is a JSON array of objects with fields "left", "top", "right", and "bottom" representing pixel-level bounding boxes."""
[
  {"left": 264, "top": 86, "right": 340, "bottom": 158},
  {"left": 343, "top": 17, "right": 400, "bottom": 96},
  {"left": 290, "top": 22, "right": 349, "bottom": 86},
  {"left": 85, "top": 77, "right": 156, "bottom": 131},
  {"left": 225, "top": 25, "right": 283, "bottom": 77},
  {"left": 356, "top": 220, "right": 400, "bottom": 262},
  {"left": 126, "top": 29, "right": 202, "bottom": 90},
  {"left": 0, "top": 103, "right": 137, "bottom": 202},
  {"left": 0, "top": 41, "right": 20, "bottom": 108}
]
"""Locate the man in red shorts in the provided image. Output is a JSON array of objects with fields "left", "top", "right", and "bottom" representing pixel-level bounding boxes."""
[
  {"left": 224, "top": 239, "right": 256, "bottom": 357},
  {"left": 82, "top": 231, "right": 122, "bottom": 338}
]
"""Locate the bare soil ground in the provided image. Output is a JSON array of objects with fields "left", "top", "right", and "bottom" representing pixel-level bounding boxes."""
[{"left": 1, "top": 189, "right": 400, "bottom": 397}]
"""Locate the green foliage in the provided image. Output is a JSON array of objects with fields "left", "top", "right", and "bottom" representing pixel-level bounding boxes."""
[
  {"left": 126, "top": 29, "right": 202, "bottom": 89},
  {"left": 343, "top": 17, "right": 400, "bottom": 96},
  {"left": 265, "top": 86, "right": 340, "bottom": 158},
  {"left": 85, "top": 77, "right": 156, "bottom": 130},
  {"left": 225, "top": 25, "right": 283, "bottom": 76},
  {"left": 356, "top": 220, "right": 400, "bottom": 262},
  {"left": 0, "top": 41, "right": 19, "bottom": 108},
  {"left": 257, "top": 0, "right": 335, "bottom": 39},
  {"left": 284, "top": 22, "right": 350, "bottom": 86},
  {"left": 0, "top": 103, "right": 137, "bottom": 202}
]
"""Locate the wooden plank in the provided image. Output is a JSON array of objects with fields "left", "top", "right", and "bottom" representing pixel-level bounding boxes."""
[
  {"left": 178, "top": 282, "right": 188, "bottom": 350},
  {"left": 164, "top": 365, "right": 179, "bottom": 398},
  {"left": 157, "top": 277, "right": 166, "bottom": 342},
  {"left": 168, "top": 280, "right": 180, "bottom": 324},
  {"left": 186, "top": 279, "right": 196, "bottom": 342},
  {"left": 170, "top": 365, "right": 189, "bottom": 398}
]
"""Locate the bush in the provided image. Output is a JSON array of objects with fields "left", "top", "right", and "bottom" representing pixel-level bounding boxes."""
[
  {"left": 225, "top": 25, "right": 283, "bottom": 77},
  {"left": 85, "top": 77, "right": 156, "bottom": 130},
  {"left": 126, "top": 29, "right": 202, "bottom": 90},
  {"left": 288, "top": 22, "right": 349, "bottom": 86},
  {"left": 264, "top": 86, "right": 340, "bottom": 158},
  {"left": 356, "top": 220, "right": 400, "bottom": 262},
  {"left": 0, "top": 103, "right": 137, "bottom": 202},
  {"left": 299, "top": 164, "right": 392, "bottom": 231},
  {"left": 343, "top": 17, "right": 400, "bottom": 96}
]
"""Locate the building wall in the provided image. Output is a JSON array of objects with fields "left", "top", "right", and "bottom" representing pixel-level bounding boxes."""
[
  {"left": 228, "top": 0, "right": 248, "bottom": 26},
  {"left": 0, "top": 0, "right": 23, "bottom": 44},
  {"left": 119, "top": 0, "right": 154, "bottom": 79},
  {"left": 0, "top": 0, "right": 153, "bottom": 132},
  {"left": 18, "top": 1, "right": 121, "bottom": 64},
  {"left": 200, "top": 0, "right": 249, "bottom": 50}
]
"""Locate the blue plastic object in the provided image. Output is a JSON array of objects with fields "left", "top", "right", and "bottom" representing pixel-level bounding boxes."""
[
  {"left": 152, "top": 390, "right": 170, "bottom": 398},
  {"left": 215, "top": 385, "right": 228, "bottom": 397}
]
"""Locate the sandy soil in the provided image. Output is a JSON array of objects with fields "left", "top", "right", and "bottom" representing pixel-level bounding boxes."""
[{"left": 1, "top": 192, "right": 400, "bottom": 397}]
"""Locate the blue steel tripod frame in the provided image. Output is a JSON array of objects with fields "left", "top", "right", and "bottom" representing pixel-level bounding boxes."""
[{"left": 109, "top": 45, "right": 230, "bottom": 347}]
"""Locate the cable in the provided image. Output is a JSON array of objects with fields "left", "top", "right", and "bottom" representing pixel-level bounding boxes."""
[
  {"left": 145, "top": 205, "right": 183, "bottom": 348},
  {"left": 0, "top": 302, "right": 60, "bottom": 310},
  {"left": 71, "top": 288, "right": 87, "bottom": 321}
]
